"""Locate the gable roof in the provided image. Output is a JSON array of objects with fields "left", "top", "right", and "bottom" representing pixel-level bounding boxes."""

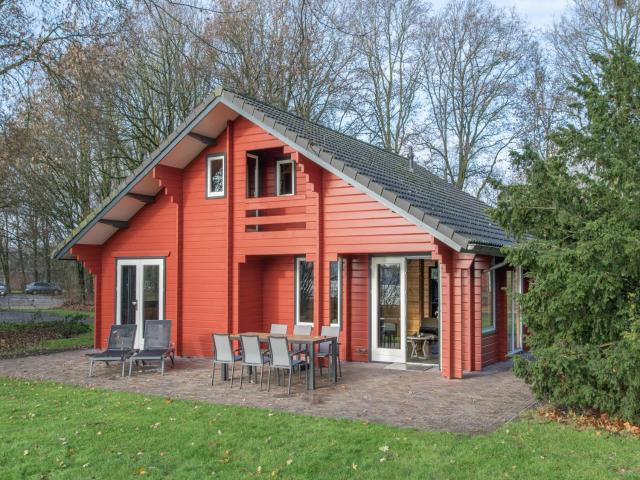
[{"left": 54, "top": 87, "right": 511, "bottom": 260}]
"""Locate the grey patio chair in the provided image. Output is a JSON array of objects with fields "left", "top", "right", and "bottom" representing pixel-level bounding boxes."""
[
  {"left": 267, "top": 335, "right": 307, "bottom": 395},
  {"left": 270, "top": 324, "right": 288, "bottom": 334},
  {"left": 290, "top": 324, "right": 312, "bottom": 360},
  {"left": 86, "top": 324, "right": 137, "bottom": 377},
  {"left": 317, "top": 325, "right": 342, "bottom": 378},
  {"left": 239, "top": 335, "right": 270, "bottom": 390},
  {"left": 128, "top": 320, "right": 175, "bottom": 376},
  {"left": 211, "top": 333, "right": 241, "bottom": 387},
  {"left": 262, "top": 324, "right": 289, "bottom": 355}
]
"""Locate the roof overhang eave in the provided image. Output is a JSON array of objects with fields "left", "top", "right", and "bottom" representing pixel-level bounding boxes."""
[
  {"left": 52, "top": 92, "right": 227, "bottom": 260},
  {"left": 463, "top": 243, "right": 505, "bottom": 256}
]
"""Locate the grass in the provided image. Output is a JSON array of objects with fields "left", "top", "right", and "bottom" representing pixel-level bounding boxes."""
[
  {"left": 0, "top": 322, "right": 93, "bottom": 358},
  {"left": 0, "top": 379, "right": 638, "bottom": 479},
  {"left": 0, "top": 308, "right": 93, "bottom": 318}
]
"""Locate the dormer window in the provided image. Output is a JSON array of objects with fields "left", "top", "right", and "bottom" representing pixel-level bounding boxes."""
[
  {"left": 276, "top": 158, "right": 295, "bottom": 196},
  {"left": 206, "top": 154, "right": 225, "bottom": 198}
]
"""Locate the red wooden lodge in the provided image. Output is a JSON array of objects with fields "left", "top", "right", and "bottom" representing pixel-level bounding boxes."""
[{"left": 54, "top": 87, "right": 524, "bottom": 379}]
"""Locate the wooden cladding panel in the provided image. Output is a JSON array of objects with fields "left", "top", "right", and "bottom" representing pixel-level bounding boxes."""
[
  {"left": 180, "top": 130, "right": 229, "bottom": 356},
  {"left": 98, "top": 193, "right": 178, "bottom": 349}
]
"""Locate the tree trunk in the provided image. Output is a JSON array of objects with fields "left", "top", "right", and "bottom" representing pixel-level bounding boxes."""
[
  {"left": 16, "top": 219, "right": 27, "bottom": 289},
  {"left": 0, "top": 213, "right": 10, "bottom": 292},
  {"left": 76, "top": 262, "right": 87, "bottom": 304},
  {"left": 43, "top": 222, "right": 51, "bottom": 282},
  {"left": 31, "top": 231, "right": 39, "bottom": 282}
]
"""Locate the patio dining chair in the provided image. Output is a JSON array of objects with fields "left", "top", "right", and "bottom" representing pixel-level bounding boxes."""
[
  {"left": 317, "top": 325, "right": 342, "bottom": 378},
  {"left": 86, "top": 324, "right": 137, "bottom": 377},
  {"left": 270, "top": 324, "right": 288, "bottom": 334},
  {"left": 267, "top": 336, "right": 307, "bottom": 395},
  {"left": 239, "top": 335, "right": 270, "bottom": 390},
  {"left": 211, "top": 333, "right": 242, "bottom": 387},
  {"left": 128, "top": 320, "right": 175, "bottom": 376},
  {"left": 262, "top": 324, "right": 289, "bottom": 355},
  {"left": 290, "top": 324, "right": 312, "bottom": 360}
]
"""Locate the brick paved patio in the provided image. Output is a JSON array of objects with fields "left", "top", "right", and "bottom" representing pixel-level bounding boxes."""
[{"left": 0, "top": 351, "right": 535, "bottom": 433}]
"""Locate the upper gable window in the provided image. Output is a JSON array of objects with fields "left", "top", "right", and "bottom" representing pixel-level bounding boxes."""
[
  {"left": 206, "top": 154, "right": 225, "bottom": 198},
  {"left": 276, "top": 158, "right": 295, "bottom": 196}
]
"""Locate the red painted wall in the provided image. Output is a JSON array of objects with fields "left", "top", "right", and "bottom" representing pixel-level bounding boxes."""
[
  {"left": 97, "top": 192, "right": 178, "bottom": 349},
  {"left": 76, "top": 113, "right": 505, "bottom": 377}
]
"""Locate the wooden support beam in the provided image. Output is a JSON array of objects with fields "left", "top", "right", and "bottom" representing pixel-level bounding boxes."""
[
  {"left": 99, "top": 219, "right": 128, "bottom": 229},
  {"left": 126, "top": 193, "right": 155, "bottom": 204},
  {"left": 188, "top": 131, "right": 217, "bottom": 146}
]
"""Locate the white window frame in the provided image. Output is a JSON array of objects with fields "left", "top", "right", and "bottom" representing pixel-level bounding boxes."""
[
  {"left": 246, "top": 153, "right": 260, "bottom": 198},
  {"left": 295, "top": 257, "right": 314, "bottom": 325},
  {"left": 329, "top": 259, "right": 342, "bottom": 327},
  {"left": 206, "top": 154, "right": 225, "bottom": 198},
  {"left": 276, "top": 158, "right": 295, "bottom": 196},
  {"left": 507, "top": 266, "right": 524, "bottom": 354},
  {"left": 481, "top": 269, "right": 497, "bottom": 334}
]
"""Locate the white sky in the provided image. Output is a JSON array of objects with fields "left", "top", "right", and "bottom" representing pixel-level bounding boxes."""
[{"left": 430, "top": 0, "right": 572, "bottom": 29}]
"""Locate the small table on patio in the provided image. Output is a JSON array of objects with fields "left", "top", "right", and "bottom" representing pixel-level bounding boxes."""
[
  {"left": 407, "top": 334, "right": 437, "bottom": 360},
  {"left": 224, "top": 332, "right": 338, "bottom": 390}
]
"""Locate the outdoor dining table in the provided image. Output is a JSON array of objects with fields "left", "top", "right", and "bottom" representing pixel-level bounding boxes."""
[{"left": 224, "top": 332, "right": 338, "bottom": 390}]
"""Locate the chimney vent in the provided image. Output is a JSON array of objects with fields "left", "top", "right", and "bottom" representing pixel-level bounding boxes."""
[{"left": 408, "top": 146, "right": 415, "bottom": 172}]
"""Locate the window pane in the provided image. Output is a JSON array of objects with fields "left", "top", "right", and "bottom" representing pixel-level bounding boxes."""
[
  {"left": 143, "top": 265, "right": 160, "bottom": 322},
  {"left": 247, "top": 155, "right": 259, "bottom": 197},
  {"left": 278, "top": 162, "right": 294, "bottom": 195},
  {"left": 297, "top": 260, "right": 314, "bottom": 324},
  {"left": 120, "top": 265, "right": 136, "bottom": 325},
  {"left": 329, "top": 261, "right": 340, "bottom": 325},
  {"left": 481, "top": 270, "right": 494, "bottom": 331},
  {"left": 378, "top": 264, "right": 401, "bottom": 350},
  {"left": 209, "top": 158, "right": 224, "bottom": 195},
  {"left": 429, "top": 266, "right": 439, "bottom": 318}
]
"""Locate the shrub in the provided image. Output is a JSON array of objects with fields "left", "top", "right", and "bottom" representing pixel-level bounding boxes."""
[{"left": 493, "top": 45, "right": 640, "bottom": 422}]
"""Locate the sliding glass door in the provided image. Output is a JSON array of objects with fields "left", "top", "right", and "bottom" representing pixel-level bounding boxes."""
[{"left": 371, "top": 257, "right": 406, "bottom": 362}]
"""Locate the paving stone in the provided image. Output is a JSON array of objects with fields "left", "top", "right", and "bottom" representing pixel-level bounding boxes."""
[{"left": 0, "top": 351, "right": 536, "bottom": 433}]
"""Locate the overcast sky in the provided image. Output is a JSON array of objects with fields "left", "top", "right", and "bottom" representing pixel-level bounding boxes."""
[{"left": 431, "top": 0, "right": 571, "bottom": 29}]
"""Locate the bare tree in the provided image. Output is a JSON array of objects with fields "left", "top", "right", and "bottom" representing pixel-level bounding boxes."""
[
  {"left": 0, "top": 0, "right": 124, "bottom": 105},
  {"left": 552, "top": 0, "right": 640, "bottom": 83},
  {"left": 105, "top": 4, "right": 218, "bottom": 170},
  {"left": 347, "top": 0, "right": 425, "bottom": 154},
  {"left": 418, "top": 0, "right": 531, "bottom": 198},
  {"left": 209, "top": 0, "right": 355, "bottom": 126}
]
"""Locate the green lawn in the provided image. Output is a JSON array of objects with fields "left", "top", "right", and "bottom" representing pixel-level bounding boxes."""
[
  {"left": 0, "top": 308, "right": 93, "bottom": 319},
  {"left": 0, "top": 379, "right": 638, "bottom": 479}
]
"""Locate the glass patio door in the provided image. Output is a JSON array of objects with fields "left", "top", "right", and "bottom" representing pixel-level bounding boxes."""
[
  {"left": 371, "top": 257, "right": 406, "bottom": 362},
  {"left": 506, "top": 267, "right": 523, "bottom": 354},
  {"left": 116, "top": 259, "right": 164, "bottom": 348}
]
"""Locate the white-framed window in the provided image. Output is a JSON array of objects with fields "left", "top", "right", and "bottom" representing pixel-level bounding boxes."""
[
  {"left": 481, "top": 269, "right": 496, "bottom": 334},
  {"left": 329, "top": 260, "right": 342, "bottom": 326},
  {"left": 206, "top": 154, "right": 225, "bottom": 198},
  {"left": 295, "top": 257, "right": 314, "bottom": 325},
  {"left": 246, "top": 153, "right": 260, "bottom": 198},
  {"left": 276, "top": 158, "right": 295, "bottom": 196}
]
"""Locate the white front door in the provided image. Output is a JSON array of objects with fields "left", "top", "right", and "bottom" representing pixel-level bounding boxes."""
[
  {"left": 116, "top": 259, "right": 164, "bottom": 349},
  {"left": 371, "top": 257, "right": 406, "bottom": 362}
]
